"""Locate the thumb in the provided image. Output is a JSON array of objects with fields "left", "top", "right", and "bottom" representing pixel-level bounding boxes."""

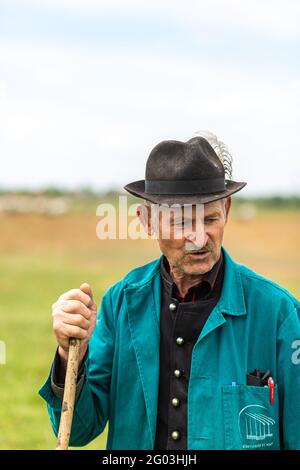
[{"left": 80, "top": 282, "right": 94, "bottom": 303}]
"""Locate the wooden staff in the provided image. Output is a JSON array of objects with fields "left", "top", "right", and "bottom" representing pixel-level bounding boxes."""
[{"left": 56, "top": 337, "right": 81, "bottom": 450}]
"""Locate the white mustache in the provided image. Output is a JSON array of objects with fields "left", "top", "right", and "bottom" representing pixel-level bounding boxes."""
[{"left": 184, "top": 243, "right": 211, "bottom": 253}]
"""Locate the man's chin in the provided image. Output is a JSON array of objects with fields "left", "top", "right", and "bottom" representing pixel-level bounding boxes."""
[{"left": 182, "top": 258, "right": 214, "bottom": 275}]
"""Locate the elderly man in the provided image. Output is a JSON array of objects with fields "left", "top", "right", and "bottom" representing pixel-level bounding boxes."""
[{"left": 39, "top": 134, "right": 300, "bottom": 450}]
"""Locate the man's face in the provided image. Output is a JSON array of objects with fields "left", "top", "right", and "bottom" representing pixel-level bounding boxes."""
[{"left": 144, "top": 198, "right": 231, "bottom": 275}]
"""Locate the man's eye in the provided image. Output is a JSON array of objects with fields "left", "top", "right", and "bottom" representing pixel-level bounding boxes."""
[{"left": 205, "top": 217, "right": 217, "bottom": 223}]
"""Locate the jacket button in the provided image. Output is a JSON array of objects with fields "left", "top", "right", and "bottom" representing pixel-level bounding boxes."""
[
  {"left": 169, "top": 302, "right": 177, "bottom": 312},
  {"left": 174, "top": 369, "right": 181, "bottom": 378},
  {"left": 171, "top": 397, "right": 180, "bottom": 407},
  {"left": 176, "top": 337, "right": 184, "bottom": 346},
  {"left": 171, "top": 430, "right": 180, "bottom": 441}
]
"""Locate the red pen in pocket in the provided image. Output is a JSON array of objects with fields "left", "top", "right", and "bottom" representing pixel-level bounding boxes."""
[{"left": 268, "top": 376, "right": 275, "bottom": 405}]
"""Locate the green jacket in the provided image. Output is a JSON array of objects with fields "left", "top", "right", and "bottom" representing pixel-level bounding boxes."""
[{"left": 39, "top": 247, "right": 300, "bottom": 449}]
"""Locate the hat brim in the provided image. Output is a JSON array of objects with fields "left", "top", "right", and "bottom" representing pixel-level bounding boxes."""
[{"left": 124, "top": 180, "right": 247, "bottom": 205}]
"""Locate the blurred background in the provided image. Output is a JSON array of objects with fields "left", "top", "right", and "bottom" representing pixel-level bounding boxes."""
[{"left": 0, "top": 0, "right": 299, "bottom": 449}]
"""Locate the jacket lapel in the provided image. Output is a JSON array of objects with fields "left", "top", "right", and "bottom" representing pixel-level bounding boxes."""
[
  {"left": 194, "top": 247, "right": 247, "bottom": 346},
  {"left": 125, "top": 264, "right": 162, "bottom": 448}
]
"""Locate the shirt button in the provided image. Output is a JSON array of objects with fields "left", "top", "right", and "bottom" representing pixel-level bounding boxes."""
[
  {"left": 171, "top": 397, "right": 180, "bottom": 407},
  {"left": 171, "top": 430, "right": 180, "bottom": 441},
  {"left": 176, "top": 337, "right": 184, "bottom": 346},
  {"left": 169, "top": 302, "right": 177, "bottom": 312},
  {"left": 174, "top": 369, "right": 182, "bottom": 378}
]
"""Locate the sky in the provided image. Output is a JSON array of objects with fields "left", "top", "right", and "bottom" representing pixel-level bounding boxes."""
[{"left": 0, "top": 0, "right": 299, "bottom": 195}]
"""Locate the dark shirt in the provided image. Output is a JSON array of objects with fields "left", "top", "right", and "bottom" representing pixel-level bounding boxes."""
[{"left": 153, "top": 249, "right": 224, "bottom": 449}]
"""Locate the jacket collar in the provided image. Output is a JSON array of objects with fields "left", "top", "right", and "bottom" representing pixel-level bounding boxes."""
[
  {"left": 217, "top": 246, "right": 247, "bottom": 317},
  {"left": 125, "top": 246, "right": 247, "bottom": 317}
]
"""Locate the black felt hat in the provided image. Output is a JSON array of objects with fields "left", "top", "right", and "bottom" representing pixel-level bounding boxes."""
[{"left": 124, "top": 136, "right": 246, "bottom": 205}]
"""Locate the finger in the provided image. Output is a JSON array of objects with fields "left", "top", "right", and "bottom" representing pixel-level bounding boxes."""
[
  {"left": 59, "top": 288, "right": 92, "bottom": 307},
  {"left": 58, "top": 299, "right": 92, "bottom": 319},
  {"left": 61, "top": 324, "right": 88, "bottom": 340},
  {"left": 80, "top": 282, "right": 93, "bottom": 301},
  {"left": 61, "top": 312, "right": 90, "bottom": 330}
]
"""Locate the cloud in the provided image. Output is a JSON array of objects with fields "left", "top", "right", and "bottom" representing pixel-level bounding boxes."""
[
  {"left": 2, "top": 0, "right": 300, "bottom": 40},
  {"left": 0, "top": 1, "right": 299, "bottom": 194},
  {"left": 1, "top": 35, "right": 299, "bottom": 194}
]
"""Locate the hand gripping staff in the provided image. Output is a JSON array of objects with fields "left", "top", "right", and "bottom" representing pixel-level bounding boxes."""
[{"left": 56, "top": 283, "right": 92, "bottom": 450}]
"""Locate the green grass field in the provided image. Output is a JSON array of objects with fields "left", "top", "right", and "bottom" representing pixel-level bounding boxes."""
[{"left": 0, "top": 206, "right": 299, "bottom": 449}]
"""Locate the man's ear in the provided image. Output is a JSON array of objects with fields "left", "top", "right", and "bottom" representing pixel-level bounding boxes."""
[
  {"left": 136, "top": 204, "right": 154, "bottom": 236},
  {"left": 224, "top": 196, "right": 232, "bottom": 223}
]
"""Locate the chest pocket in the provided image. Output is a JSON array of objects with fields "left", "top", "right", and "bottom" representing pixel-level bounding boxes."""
[{"left": 222, "top": 384, "right": 280, "bottom": 450}]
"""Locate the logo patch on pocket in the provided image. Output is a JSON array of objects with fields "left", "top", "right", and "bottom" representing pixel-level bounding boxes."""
[{"left": 238, "top": 404, "right": 276, "bottom": 449}]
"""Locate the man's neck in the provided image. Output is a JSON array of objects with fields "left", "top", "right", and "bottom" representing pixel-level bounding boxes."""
[
  {"left": 166, "top": 249, "right": 223, "bottom": 298},
  {"left": 169, "top": 265, "right": 204, "bottom": 298}
]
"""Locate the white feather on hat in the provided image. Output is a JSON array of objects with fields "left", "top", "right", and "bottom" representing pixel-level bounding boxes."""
[{"left": 195, "top": 130, "right": 233, "bottom": 180}]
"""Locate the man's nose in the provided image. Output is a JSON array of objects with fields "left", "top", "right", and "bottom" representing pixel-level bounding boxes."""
[{"left": 185, "top": 231, "right": 208, "bottom": 249}]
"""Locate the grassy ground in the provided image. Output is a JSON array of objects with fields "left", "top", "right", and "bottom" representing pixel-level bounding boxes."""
[{"left": 0, "top": 206, "right": 299, "bottom": 449}]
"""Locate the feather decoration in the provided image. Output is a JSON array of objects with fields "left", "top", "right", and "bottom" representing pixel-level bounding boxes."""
[{"left": 195, "top": 130, "right": 233, "bottom": 180}]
